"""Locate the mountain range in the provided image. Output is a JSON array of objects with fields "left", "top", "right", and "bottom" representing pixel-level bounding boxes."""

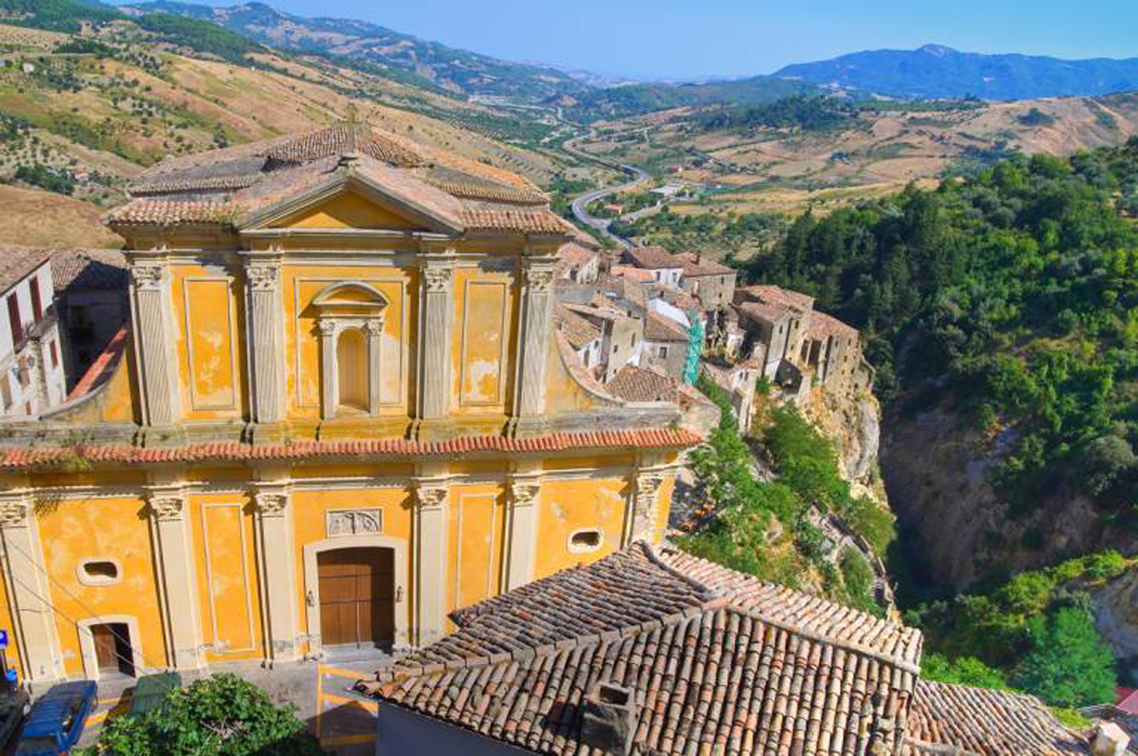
[
  {"left": 116, "top": 0, "right": 591, "bottom": 101},
  {"left": 776, "top": 44, "right": 1138, "bottom": 100}
]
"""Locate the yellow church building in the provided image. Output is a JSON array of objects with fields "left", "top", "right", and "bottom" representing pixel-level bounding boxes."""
[{"left": 0, "top": 121, "right": 698, "bottom": 684}]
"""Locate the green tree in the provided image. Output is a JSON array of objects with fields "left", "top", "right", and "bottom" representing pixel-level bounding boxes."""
[
  {"left": 922, "top": 653, "right": 1008, "bottom": 689},
  {"left": 1011, "top": 607, "right": 1116, "bottom": 708},
  {"left": 91, "top": 673, "right": 326, "bottom": 756}
]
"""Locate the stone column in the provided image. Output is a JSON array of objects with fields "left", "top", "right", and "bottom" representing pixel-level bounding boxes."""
[
  {"left": 0, "top": 492, "right": 64, "bottom": 682},
  {"left": 129, "top": 260, "right": 181, "bottom": 429},
  {"left": 148, "top": 487, "right": 206, "bottom": 671},
  {"left": 318, "top": 320, "right": 338, "bottom": 420},
  {"left": 415, "top": 251, "right": 454, "bottom": 437},
  {"left": 411, "top": 475, "right": 448, "bottom": 647},
  {"left": 252, "top": 483, "right": 299, "bottom": 665},
  {"left": 365, "top": 317, "right": 385, "bottom": 415},
  {"left": 510, "top": 255, "right": 557, "bottom": 437},
  {"left": 243, "top": 254, "right": 285, "bottom": 433},
  {"left": 503, "top": 471, "right": 541, "bottom": 591}
]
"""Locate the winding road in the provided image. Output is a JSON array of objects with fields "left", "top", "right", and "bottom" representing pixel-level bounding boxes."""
[{"left": 563, "top": 133, "right": 652, "bottom": 248}]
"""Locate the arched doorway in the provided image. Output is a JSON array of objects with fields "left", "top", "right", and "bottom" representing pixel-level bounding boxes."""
[
  {"left": 336, "top": 328, "right": 368, "bottom": 412},
  {"left": 316, "top": 547, "right": 395, "bottom": 650}
]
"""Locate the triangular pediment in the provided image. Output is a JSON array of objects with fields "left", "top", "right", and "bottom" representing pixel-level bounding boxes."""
[
  {"left": 271, "top": 189, "right": 422, "bottom": 231},
  {"left": 239, "top": 172, "right": 463, "bottom": 235}
]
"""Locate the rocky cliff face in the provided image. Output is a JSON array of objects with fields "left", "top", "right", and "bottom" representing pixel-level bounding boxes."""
[
  {"left": 802, "top": 388, "right": 886, "bottom": 507},
  {"left": 881, "top": 402, "right": 1132, "bottom": 592}
]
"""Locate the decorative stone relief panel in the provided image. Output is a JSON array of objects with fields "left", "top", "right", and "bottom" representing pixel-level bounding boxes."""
[{"left": 326, "top": 509, "right": 384, "bottom": 537}]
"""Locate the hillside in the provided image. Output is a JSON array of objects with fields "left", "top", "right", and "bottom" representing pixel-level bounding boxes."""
[
  {"left": 0, "top": 184, "right": 120, "bottom": 247},
  {"left": 559, "top": 75, "right": 820, "bottom": 123},
  {"left": 119, "top": 0, "right": 591, "bottom": 102},
  {"left": 0, "top": 7, "right": 600, "bottom": 245},
  {"left": 776, "top": 44, "right": 1138, "bottom": 100},
  {"left": 573, "top": 93, "right": 1138, "bottom": 257}
]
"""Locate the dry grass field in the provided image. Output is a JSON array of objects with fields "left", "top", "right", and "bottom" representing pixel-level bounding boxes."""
[
  {"left": 0, "top": 185, "right": 121, "bottom": 248},
  {"left": 581, "top": 94, "right": 1138, "bottom": 217}
]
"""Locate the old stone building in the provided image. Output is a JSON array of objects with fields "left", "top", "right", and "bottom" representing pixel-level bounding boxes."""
[
  {"left": 0, "top": 248, "right": 68, "bottom": 417},
  {"left": 0, "top": 121, "right": 699, "bottom": 685}
]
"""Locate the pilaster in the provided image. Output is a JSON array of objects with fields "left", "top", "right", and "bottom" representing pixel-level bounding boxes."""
[
  {"left": 414, "top": 249, "right": 455, "bottom": 439},
  {"left": 129, "top": 257, "right": 181, "bottom": 430},
  {"left": 364, "top": 317, "right": 384, "bottom": 416},
  {"left": 242, "top": 252, "right": 286, "bottom": 436},
  {"left": 411, "top": 471, "right": 449, "bottom": 647},
  {"left": 509, "top": 254, "right": 557, "bottom": 437},
  {"left": 0, "top": 492, "right": 64, "bottom": 682},
  {"left": 503, "top": 466, "right": 541, "bottom": 591},
  {"left": 251, "top": 477, "right": 300, "bottom": 665},
  {"left": 627, "top": 460, "right": 667, "bottom": 545},
  {"left": 319, "top": 320, "right": 338, "bottom": 419},
  {"left": 147, "top": 484, "right": 206, "bottom": 672}
]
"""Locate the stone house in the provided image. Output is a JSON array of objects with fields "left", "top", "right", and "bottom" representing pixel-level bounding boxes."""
[
  {"left": 359, "top": 543, "right": 1098, "bottom": 756},
  {"left": 562, "top": 303, "right": 642, "bottom": 383},
  {"left": 641, "top": 310, "right": 689, "bottom": 380},
  {"left": 0, "top": 248, "right": 67, "bottom": 417},
  {"left": 623, "top": 246, "right": 684, "bottom": 288},
  {"left": 701, "top": 357, "right": 761, "bottom": 433},
  {"left": 0, "top": 122, "right": 700, "bottom": 685},
  {"left": 677, "top": 251, "right": 736, "bottom": 310}
]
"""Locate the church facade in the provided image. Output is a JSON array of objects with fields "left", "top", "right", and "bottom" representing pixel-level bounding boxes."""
[{"left": 0, "top": 122, "right": 698, "bottom": 684}]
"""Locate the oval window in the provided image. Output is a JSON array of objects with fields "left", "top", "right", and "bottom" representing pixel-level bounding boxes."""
[
  {"left": 568, "top": 529, "right": 603, "bottom": 553},
  {"left": 79, "top": 560, "right": 120, "bottom": 585}
]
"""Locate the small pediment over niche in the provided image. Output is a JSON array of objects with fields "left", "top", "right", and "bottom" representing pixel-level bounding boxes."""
[
  {"left": 313, "top": 281, "right": 389, "bottom": 312},
  {"left": 271, "top": 189, "right": 422, "bottom": 231}
]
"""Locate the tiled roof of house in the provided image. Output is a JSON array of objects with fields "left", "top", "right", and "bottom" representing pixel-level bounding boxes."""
[
  {"left": 110, "top": 122, "right": 568, "bottom": 238},
  {"left": 737, "top": 299, "right": 792, "bottom": 325},
  {"left": 555, "top": 242, "right": 598, "bottom": 278},
  {"left": 808, "top": 309, "right": 859, "bottom": 340},
  {"left": 0, "top": 247, "right": 55, "bottom": 296},
  {"left": 739, "top": 284, "right": 816, "bottom": 313},
  {"left": 903, "top": 680, "right": 1088, "bottom": 755},
  {"left": 607, "top": 364, "right": 679, "bottom": 403},
  {"left": 610, "top": 264, "right": 656, "bottom": 283},
  {"left": 625, "top": 245, "right": 683, "bottom": 270},
  {"left": 644, "top": 311, "right": 689, "bottom": 342},
  {"left": 50, "top": 249, "right": 127, "bottom": 291},
  {"left": 678, "top": 251, "right": 734, "bottom": 276},
  {"left": 359, "top": 543, "right": 922, "bottom": 756},
  {"left": 661, "top": 285, "right": 701, "bottom": 311},
  {"left": 554, "top": 305, "right": 602, "bottom": 350},
  {"left": 0, "top": 428, "right": 700, "bottom": 470}
]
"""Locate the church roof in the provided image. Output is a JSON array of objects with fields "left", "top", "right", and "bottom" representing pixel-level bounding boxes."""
[
  {"left": 107, "top": 122, "right": 569, "bottom": 238},
  {"left": 606, "top": 364, "right": 679, "bottom": 403}
]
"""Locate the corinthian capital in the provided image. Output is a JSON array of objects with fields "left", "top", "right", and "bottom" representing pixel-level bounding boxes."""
[
  {"left": 131, "top": 264, "right": 165, "bottom": 291},
  {"left": 508, "top": 479, "right": 541, "bottom": 508},
  {"left": 246, "top": 264, "right": 280, "bottom": 292},
  {"left": 423, "top": 267, "right": 452, "bottom": 294},
  {"left": 149, "top": 494, "right": 186, "bottom": 522},
  {"left": 524, "top": 266, "right": 554, "bottom": 294},
  {"left": 254, "top": 492, "right": 288, "bottom": 516},
  {"left": 412, "top": 480, "right": 448, "bottom": 510},
  {"left": 0, "top": 496, "right": 29, "bottom": 527}
]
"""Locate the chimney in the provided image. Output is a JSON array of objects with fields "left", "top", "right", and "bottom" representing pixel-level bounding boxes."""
[
  {"left": 1093, "top": 722, "right": 1131, "bottom": 756},
  {"left": 579, "top": 682, "right": 636, "bottom": 755}
]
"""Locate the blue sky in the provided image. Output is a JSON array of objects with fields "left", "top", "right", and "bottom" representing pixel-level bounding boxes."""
[{"left": 194, "top": 0, "right": 1138, "bottom": 80}]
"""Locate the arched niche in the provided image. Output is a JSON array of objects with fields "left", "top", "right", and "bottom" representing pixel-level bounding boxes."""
[{"left": 315, "top": 281, "right": 388, "bottom": 419}]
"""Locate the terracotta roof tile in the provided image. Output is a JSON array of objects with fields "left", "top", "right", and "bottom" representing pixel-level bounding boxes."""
[
  {"left": 0, "top": 247, "right": 54, "bottom": 295},
  {"left": 361, "top": 543, "right": 921, "bottom": 756},
  {"left": 50, "top": 249, "right": 127, "bottom": 291},
  {"left": 738, "top": 284, "right": 815, "bottom": 313},
  {"left": 606, "top": 365, "right": 679, "bottom": 403},
  {"left": 0, "top": 428, "right": 701, "bottom": 471},
  {"left": 904, "top": 680, "right": 1088, "bottom": 755},
  {"left": 677, "top": 251, "right": 734, "bottom": 276},
  {"left": 265, "top": 122, "right": 424, "bottom": 167},
  {"left": 624, "top": 245, "right": 682, "bottom": 270},
  {"left": 644, "top": 311, "right": 688, "bottom": 342},
  {"left": 808, "top": 309, "right": 859, "bottom": 339},
  {"left": 554, "top": 305, "right": 602, "bottom": 350}
]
